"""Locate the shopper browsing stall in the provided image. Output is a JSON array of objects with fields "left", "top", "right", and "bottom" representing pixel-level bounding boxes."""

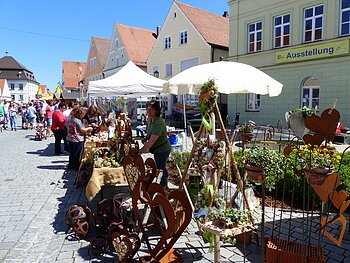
[
  {"left": 66, "top": 107, "right": 93, "bottom": 170},
  {"left": 139, "top": 100, "right": 171, "bottom": 188}
]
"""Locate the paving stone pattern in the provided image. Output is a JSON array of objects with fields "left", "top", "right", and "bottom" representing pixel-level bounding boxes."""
[{"left": 0, "top": 126, "right": 349, "bottom": 262}]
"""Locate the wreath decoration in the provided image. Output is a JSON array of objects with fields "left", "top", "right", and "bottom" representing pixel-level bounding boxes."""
[{"left": 192, "top": 138, "right": 225, "bottom": 183}]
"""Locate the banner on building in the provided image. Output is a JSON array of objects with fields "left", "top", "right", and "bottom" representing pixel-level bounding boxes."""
[{"left": 276, "top": 39, "right": 349, "bottom": 64}]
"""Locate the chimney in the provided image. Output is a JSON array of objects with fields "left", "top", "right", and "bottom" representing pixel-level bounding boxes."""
[{"left": 223, "top": 11, "right": 229, "bottom": 17}]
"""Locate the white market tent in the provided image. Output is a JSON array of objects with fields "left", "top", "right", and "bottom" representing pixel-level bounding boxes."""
[
  {"left": 0, "top": 79, "right": 12, "bottom": 101},
  {"left": 88, "top": 60, "right": 166, "bottom": 97}
]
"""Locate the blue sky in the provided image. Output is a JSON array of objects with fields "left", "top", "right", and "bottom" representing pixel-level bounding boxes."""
[{"left": 0, "top": 0, "right": 229, "bottom": 92}]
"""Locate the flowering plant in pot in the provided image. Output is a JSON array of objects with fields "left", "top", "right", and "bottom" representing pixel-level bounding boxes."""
[
  {"left": 242, "top": 146, "right": 284, "bottom": 190},
  {"left": 238, "top": 120, "right": 255, "bottom": 143},
  {"left": 285, "top": 144, "right": 341, "bottom": 185},
  {"left": 238, "top": 120, "right": 255, "bottom": 133}
]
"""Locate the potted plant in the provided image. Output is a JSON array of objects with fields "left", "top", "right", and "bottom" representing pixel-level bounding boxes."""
[
  {"left": 242, "top": 146, "right": 284, "bottom": 189},
  {"left": 285, "top": 144, "right": 341, "bottom": 185},
  {"left": 238, "top": 120, "right": 255, "bottom": 143}
]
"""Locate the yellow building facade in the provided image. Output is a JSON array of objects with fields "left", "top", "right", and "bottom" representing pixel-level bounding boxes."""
[{"left": 228, "top": 0, "right": 350, "bottom": 127}]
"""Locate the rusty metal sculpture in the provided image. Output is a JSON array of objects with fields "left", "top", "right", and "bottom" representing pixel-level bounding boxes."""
[{"left": 123, "top": 155, "right": 193, "bottom": 262}]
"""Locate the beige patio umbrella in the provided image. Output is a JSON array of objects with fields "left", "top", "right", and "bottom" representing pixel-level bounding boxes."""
[{"left": 162, "top": 61, "right": 283, "bottom": 96}]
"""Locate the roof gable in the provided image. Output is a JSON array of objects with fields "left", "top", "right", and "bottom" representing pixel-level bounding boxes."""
[
  {"left": 117, "top": 24, "right": 156, "bottom": 66},
  {"left": 92, "top": 36, "right": 111, "bottom": 68},
  {"left": 62, "top": 61, "right": 86, "bottom": 89},
  {"left": 175, "top": 1, "right": 229, "bottom": 48}
]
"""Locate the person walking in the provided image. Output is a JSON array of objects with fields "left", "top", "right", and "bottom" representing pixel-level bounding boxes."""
[
  {"left": 44, "top": 100, "right": 53, "bottom": 137},
  {"left": 0, "top": 100, "right": 5, "bottom": 130},
  {"left": 8, "top": 102, "right": 17, "bottom": 131},
  {"left": 3, "top": 101, "right": 9, "bottom": 130},
  {"left": 52, "top": 103, "right": 67, "bottom": 155},
  {"left": 139, "top": 100, "right": 171, "bottom": 188},
  {"left": 66, "top": 107, "right": 93, "bottom": 170},
  {"left": 27, "top": 102, "right": 37, "bottom": 129}
]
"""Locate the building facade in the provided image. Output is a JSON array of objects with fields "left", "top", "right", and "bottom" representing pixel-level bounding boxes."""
[
  {"left": 147, "top": 1, "right": 229, "bottom": 116},
  {"left": 61, "top": 61, "right": 86, "bottom": 100},
  {"left": 0, "top": 55, "right": 39, "bottom": 103},
  {"left": 228, "top": 0, "right": 350, "bottom": 127},
  {"left": 104, "top": 23, "right": 156, "bottom": 77},
  {"left": 84, "top": 36, "right": 111, "bottom": 87}
]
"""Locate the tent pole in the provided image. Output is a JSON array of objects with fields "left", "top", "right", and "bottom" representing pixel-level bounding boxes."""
[{"left": 182, "top": 94, "right": 187, "bottom": 150}]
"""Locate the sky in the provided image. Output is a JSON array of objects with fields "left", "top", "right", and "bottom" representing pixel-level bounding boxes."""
[{"left": 0, "top": 0, "right": 229, "bottom": 92}]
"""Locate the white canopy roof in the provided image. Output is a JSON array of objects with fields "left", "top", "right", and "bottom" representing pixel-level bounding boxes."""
[
  {"left": 88, "top": 61, "right": 165, "bottom": 97},
  {"left": 0, "top": 79, "right": 12, "bottom": 101}
]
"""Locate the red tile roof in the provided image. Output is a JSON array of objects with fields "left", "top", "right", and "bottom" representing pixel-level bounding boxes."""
[
  {"left": 62, "top": 61, "right": 86, "bottom": 89},
  {"left": 176, "top": 1, "right": 229, "bottom": 48},
  {"left": 92, "top": 36, "right": 111, "bottom": 69},
  {"left": 117, "top": 24, "right": 156, "bottom": 66}
]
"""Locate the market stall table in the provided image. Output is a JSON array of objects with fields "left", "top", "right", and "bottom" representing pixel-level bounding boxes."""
[{"left": 86, "top": 166, "right": 127, "bottom": 202}]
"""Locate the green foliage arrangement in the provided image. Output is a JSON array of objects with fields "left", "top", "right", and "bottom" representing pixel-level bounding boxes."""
[
  {"left": 242, "top": 146, "right": 284, "bottom": 190},
  {"left": 197, "top": 79, "right": 219, "bottom": 115},
  {"left": 289, "top": 106, "right": 316, "bottom": 118}
]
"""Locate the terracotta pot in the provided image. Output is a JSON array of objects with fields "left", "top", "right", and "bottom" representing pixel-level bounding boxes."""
[
  {"left": 235, "top": 230, "right": 252, "bottom": 245},
  {"left": 303, "top": 167, "right": 332, "bottom": 185},
  {"left": 199, "top": 90, "right": 211, "bottom": 103},
  {"left": 244, "top": 164, "right": 265, "bottom": 183},
  {"left": 241, "top": 132, "right": 253, "bottom": 143}
]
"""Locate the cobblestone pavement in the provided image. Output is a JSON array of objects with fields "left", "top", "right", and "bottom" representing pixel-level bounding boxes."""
[{"left": 0, "top": 126, "right": 350, "bottom": 262}]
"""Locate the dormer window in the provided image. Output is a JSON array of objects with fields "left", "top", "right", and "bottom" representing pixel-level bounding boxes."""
[{"left": 17, "top": 71, "right": 23, "bottom": 77}]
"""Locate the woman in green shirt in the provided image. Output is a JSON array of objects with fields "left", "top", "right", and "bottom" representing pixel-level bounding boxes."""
[{"left": 140, "top": 100, "right": 171, "bottom": 188}]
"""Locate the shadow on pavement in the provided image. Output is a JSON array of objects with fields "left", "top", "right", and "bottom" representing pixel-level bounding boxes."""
[
  {"left": 37, "top": 164, "right": 67, "bottom": 170},
  {"left": 26, "top": 142, "right": 54, "bottom": 156}
]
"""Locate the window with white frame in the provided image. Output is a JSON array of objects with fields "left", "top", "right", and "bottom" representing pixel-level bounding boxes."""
[
  {"left": 304, "top": 5, "right": 323, "bottom": 43},
  {"left": 179, "top": 30, "right": 188, "bottom": 45},
  {"left": 246, "top": 94, "right": 260, "bottom": 111},
  {"left": 274, "top": 14, "right": 290, "bottom": 48},
  {"left": 90, "top": 57, "right": 96, "bottom": 68},
  {"left": 302, "top": 77, "right": 320, "bottom": 109},
  {"left": 165, "top": 63, "right": 172, "bottom": 78},
  {"left": 19, "top": 95, "right": 23, "bottom": 101},
  {"left": 164, "top": 36, "right": 171, "bottom": 49},
  {"left": 340, "top": 0, "right": 350, "bottom": 36},
  {"left": 19, "top": 84, "right": 23, "bottom": 90},
  {"left": 248, "top": 21, "right": 262, "bottom": 53},
  {"left": 10, "top": 83, "right": 14, "bottom": 90}
]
